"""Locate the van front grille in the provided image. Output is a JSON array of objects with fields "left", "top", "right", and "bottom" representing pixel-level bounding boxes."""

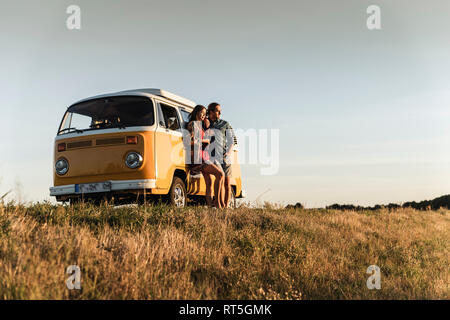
[
  {"left": 67, "top": 140, "right": 92, "bottom": 149},
  {"left": 96, "top": 137, "right": 125, "bottom": 146}
]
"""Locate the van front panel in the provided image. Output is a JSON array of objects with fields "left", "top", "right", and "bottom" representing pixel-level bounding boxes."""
[{"left": 53, "top": 131, "right": 155, "bottom": 186}]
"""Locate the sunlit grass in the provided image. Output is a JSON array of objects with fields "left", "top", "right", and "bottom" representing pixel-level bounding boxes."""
[{"left": 0, "top": 200, "right": 448, "bottom": 299}]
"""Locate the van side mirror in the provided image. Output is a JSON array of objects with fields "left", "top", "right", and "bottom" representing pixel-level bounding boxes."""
[{"left": 167, "top": 117, "right": 179, "bottom": 130}]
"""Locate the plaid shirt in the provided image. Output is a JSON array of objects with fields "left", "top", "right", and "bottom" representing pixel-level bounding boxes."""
[{"left": 208, "top": 119, "right": 236, "bottom": 159}]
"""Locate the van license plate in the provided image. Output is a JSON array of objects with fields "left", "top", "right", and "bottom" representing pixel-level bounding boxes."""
[{"left": 76, "top": 182, "right": 111, "bottom": 194}]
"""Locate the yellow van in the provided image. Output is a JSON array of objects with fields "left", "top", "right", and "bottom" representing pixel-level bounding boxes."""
[{"left": 50, "top": 89, "right": 246, "bottom": 207}]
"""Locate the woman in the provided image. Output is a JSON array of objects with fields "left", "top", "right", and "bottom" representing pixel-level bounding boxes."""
[{"left": 187, "top": 105, "right": 224, "bottom": 208}]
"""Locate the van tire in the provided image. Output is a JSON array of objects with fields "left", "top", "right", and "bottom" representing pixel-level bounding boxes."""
[{"left": 169, "top": 177, "right": 186, "bottom": 208}]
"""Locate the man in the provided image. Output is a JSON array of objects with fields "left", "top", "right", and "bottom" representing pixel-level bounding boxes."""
[{"left": 206, "top": 102, "right": 236, "bottom": 208}]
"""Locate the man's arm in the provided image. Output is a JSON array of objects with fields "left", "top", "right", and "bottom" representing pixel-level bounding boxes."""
[{"left": 224, "top": 123, "right": 236, "bottom": 161}]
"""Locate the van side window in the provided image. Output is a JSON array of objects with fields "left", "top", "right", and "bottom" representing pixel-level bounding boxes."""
[
  {"left": 157, "top": 103, "right": 166, "bottom": 127},
  {"left": 180, "top": 109, "right": 190, "bottom": 123},
  {"left": 159, "top": 103, "right": 181, "bottom": 131}
]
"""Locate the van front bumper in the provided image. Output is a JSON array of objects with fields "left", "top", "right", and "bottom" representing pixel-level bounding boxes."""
[{"left": 49, "top": 179, "right": 157, "bottom": 196}]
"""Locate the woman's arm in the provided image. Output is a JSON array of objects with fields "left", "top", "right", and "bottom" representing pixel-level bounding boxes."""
[{"left": 187, "top": 121, "right": 196, "bottom": 145}]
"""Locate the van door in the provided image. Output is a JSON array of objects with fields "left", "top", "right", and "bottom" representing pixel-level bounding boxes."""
[{"left": 154, "top": 102, "right": 185, "bottom": 191}]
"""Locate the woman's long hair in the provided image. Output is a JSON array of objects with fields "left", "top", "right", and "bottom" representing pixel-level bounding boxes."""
[{"left": 189, "top": 105, "right": 206, "bottom": 122}]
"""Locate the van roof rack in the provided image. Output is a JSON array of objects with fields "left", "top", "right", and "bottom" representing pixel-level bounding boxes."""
[
  {"left": 70, "top": 88, "right": 197, "bottom": 109},
  {"left": 117, "top": 88, "right": 196, "bottom": 108}
]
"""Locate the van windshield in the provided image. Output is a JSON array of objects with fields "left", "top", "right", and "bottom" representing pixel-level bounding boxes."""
[{"left": 58, "top": 96, "right": 155, "bottom": 135}]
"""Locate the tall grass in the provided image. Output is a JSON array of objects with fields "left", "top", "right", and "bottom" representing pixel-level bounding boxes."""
[{"left": 0, "top": 200, "right": 448, "bottom": 299}]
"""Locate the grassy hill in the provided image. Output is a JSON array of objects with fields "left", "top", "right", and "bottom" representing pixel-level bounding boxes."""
[{"left": 0, "top": 201, "right": 448, "bottom": 299}]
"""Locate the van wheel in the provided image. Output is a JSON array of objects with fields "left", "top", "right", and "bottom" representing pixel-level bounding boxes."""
[
  {"left": 228, "top": 188, "right": 236, "bottom": 209},
  {"left": 169, "top": 177, "right": 186, "bottom": 208}
]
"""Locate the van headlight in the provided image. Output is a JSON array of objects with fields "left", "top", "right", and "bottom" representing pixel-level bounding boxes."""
[
  {"left": 55, "top": 158, "right": 69, "bottom": 175},
  {"left": 125, "top": 152, "right": 143, "bottom": 169}
]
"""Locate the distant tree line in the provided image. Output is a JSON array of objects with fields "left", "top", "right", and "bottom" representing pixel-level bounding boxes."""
[
  {"left": 401, "top": 194, "right": 450, "bottom": 210},
  {"left": 285, "top": 202, "right": 304, "bottom": 210},
  {"left": 326, "top": 194, "right": 450, "bottom": 211},
  {"left": 286, "top": 195, "right": 450, "bottom": 211}
]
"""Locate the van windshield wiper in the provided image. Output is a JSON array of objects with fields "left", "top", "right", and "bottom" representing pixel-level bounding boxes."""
[{"left": 58, "top": 127, "right": 84, "bottom": 134}]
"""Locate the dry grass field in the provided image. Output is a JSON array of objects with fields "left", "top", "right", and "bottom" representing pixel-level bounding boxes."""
[{"left": 0, "top": 201, "right": 448, "bottom": 300}]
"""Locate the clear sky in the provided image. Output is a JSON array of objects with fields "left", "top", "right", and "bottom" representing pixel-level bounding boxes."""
[{"left": 1, "top": 0, "right": 449, "bottom": 207}]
